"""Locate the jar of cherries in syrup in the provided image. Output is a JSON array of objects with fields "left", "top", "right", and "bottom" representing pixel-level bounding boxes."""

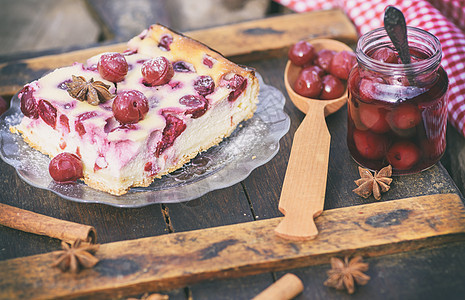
[{"left": 347, "top": 27, "right": 449, "bottom": 175}]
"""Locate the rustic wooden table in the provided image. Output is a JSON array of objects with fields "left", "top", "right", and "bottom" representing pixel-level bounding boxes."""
[{"left": 1, "top": 6, "right": 465, "bottom": 300}]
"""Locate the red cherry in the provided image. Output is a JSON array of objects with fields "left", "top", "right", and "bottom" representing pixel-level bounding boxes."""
[
  {"left": 158, "top": 34, "right": 173, "bottom": 51},
  {"left": 75, "top": 121, "right": 85, "bottom": 137},
  {"left": 386, "top": 141, "right": 420, "bottom": 170},
  {"left": 203, "top": 55, "right": 215, "bottom": 68},
  {"left": 144, "top": 161, "right": 153, "bottom": 172},
  {"left": 226, "top": 74, "right": 247, "bottom": 102},
  {"left": 112, "top": 90, "right": 149, "bottom": 124},
  {"left": 329, "top": 50, "right": 357, "bottom": 80},
  {"left": 293, "top": 68, "right": 322, "bottom": 98},
  {"left": 353, "top": 129, "right": 389, "bottom": 160},
  {"left": 388, "top": 103, "right": 422, "bottom": 130},
  {"left": 173, "top": 61, "right": 195, "bottom": 73},
  {"left": 348, "top": 101, "right": 368, "bottom": 130},
  {"left": 156, "top": 114, "right": 186, "bottom": 156},
  {"left": 358, "top": 103, "right": 390, "bottom": 133},
  {"left": 371, "top": 47, "right": 398, "bottom": 63},
  {"left": 97, "top": 52, "right": 128, "bottom": 82},
  {"left": 315, "top": 49, "right": 336, "bottom": 72},
  {"left": 179, "top": 95, "right": 208, "bottom": 118},
  {"left": 288, "top": 40, "right": 315, "bottom": 66},
  {"left": 320, "top": 74, "right": 345, "bottom": 100},
  {"left": 59, "top": 114, "right": 70, "bottom": 133},
  {"left": 20, "top": 86, "right": 39, "bottom": 119},
  {"left": 396, "top": 52, "right": 423, "bottom": 64},
  {"left": 303, "top": 65, "right": 325, "bottom": 77},
  {"left": 0, "top": 96, "right": 8, "bottom": 116},
  {"left": 38, "top": 99, "right": 57, "bottom": 129},
  {"left": 194, "top": 75, "right": 215, "bottom": 96},
  {"left": 142, "top": 56, "right": 174, "bottom": 86},
  {"left": 358, "top": 77, "right": 384, "bottom": 103},
  {"left": 49, "top": 152, "right": 83, "bottom": 183},
  {"left": 75, "top": 111, "right": 98, "bottom": 136}
]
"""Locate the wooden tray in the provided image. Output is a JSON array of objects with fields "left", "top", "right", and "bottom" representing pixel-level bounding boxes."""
[{"left": 2, "top": 10, "right": 465, "bottom": 299}]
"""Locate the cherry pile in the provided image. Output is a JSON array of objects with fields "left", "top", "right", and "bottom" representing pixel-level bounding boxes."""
[
  {"left": 347, "top": 46, "right": 449, "bottom": 174},
  {"left": 288, "top": 40, "right": 356, "bottom": 100}
]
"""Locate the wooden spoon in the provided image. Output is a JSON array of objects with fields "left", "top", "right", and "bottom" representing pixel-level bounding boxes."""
[{"left": 275, "top": 39, "right": 353, "bottom": 240}]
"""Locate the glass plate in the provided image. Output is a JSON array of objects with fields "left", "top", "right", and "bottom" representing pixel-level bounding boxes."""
[{"left": 0, "top": 74, "right": 290, "bottom": 207}]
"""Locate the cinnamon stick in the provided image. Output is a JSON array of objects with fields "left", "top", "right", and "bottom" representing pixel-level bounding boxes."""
[
  {"left": 252, "top": 273, "right": 304, "bottom": 300},
  {"left": 0, "top": 203, "right": 97, "bottom": 243}
]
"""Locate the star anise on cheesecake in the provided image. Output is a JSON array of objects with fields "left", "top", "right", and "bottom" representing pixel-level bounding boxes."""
[
  {"left": 324, "top": 255, "right": 370, "bottom": 294},
  {"left": 51, "top": 239, "right": 99, "bottom": 273},
  {"left": 353, "top": 165, "right": 392, "bottom": 200},
  {"left": 66, "top": 75, "right": 113, "bottom": 105}
]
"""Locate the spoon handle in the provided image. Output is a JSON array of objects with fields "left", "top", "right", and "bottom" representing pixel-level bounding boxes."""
[
  {"left": 275, "top": 102, "right": 329, "bottom": 240},
  {"left": 384, "top": 6, "right": 411, "bottom": 65}
]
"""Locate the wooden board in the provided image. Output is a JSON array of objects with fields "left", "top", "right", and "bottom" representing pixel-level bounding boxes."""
[
  {"left": 3, "top": 7, "right": 464, "bottom": 299},
  {"left": 0, "top": 9, "right": 358, "bottom": 97},
  {"left": 1, "top": 194, "right": 464, "bottom": 299}
]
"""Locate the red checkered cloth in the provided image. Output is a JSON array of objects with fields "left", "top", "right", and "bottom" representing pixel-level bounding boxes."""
[{"left": 275, "top": 0, "right": 465, "bottom": 138}]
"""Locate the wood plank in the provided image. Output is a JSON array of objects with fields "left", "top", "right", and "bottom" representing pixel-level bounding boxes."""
[
  {"left": 0, "top": 9, "right": 357, "bottom": 97},
  {"left": 1, "top": 193, "right": 464, "bottom": 299},
  {"left": 186, "top": 9, "right": 358, "bottom": 61}
]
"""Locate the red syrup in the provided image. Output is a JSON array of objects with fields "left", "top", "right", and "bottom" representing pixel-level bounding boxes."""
[{"left": 347, "top": 27, "right": 449, "bottom": 175}]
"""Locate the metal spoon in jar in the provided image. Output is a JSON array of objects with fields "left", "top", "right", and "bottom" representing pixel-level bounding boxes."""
[
  {"left": 384, "top": 6, "right": 415, "bottom": 85},
  {"left": 275, "top": 39, "right": 352, "bottom": 240},
  {"left": 384, "top": 6, "right": 411, "bottom": 64}
]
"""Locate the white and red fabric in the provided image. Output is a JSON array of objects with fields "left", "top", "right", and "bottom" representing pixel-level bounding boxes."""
[{"left": 275, "top": 0, "right": 465, "bottom": 138}]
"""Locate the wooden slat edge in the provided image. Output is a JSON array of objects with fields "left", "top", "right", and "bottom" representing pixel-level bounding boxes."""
[
  {"left": 187, "top": 9, "right": 358, "bottom": 61},
  {"left": 0, "top": 9, "right": 357, "bottom": 97},
  {"left": 1, "top": 193, "right": 464, "bottom": 299}
]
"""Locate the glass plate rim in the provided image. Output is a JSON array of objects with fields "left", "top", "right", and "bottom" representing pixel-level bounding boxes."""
[{"left": 0, "top": 73, "right": 290, "bottom": 207}]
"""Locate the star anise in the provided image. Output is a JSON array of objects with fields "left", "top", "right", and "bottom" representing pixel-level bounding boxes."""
[
  {"left": 51, "top": 239, "right": 99, "bottom": 273},
  {"left": 324, "top": 255, "right": 370, "bottom": 294},
  {"left": 66, "top": 75, "right": 113, "bottom": 105},
  {"left": 353, "top": 165, "right": 392, "bottom": 200}
]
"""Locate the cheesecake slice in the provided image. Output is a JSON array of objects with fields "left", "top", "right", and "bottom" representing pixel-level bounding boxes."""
[{"left": 13, "top": 24, "right": 259, "bottom": 195}]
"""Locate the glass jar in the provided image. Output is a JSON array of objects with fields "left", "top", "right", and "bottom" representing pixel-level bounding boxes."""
[{"left": 347, "top": 27, "right": 449, "bottom": 175}]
